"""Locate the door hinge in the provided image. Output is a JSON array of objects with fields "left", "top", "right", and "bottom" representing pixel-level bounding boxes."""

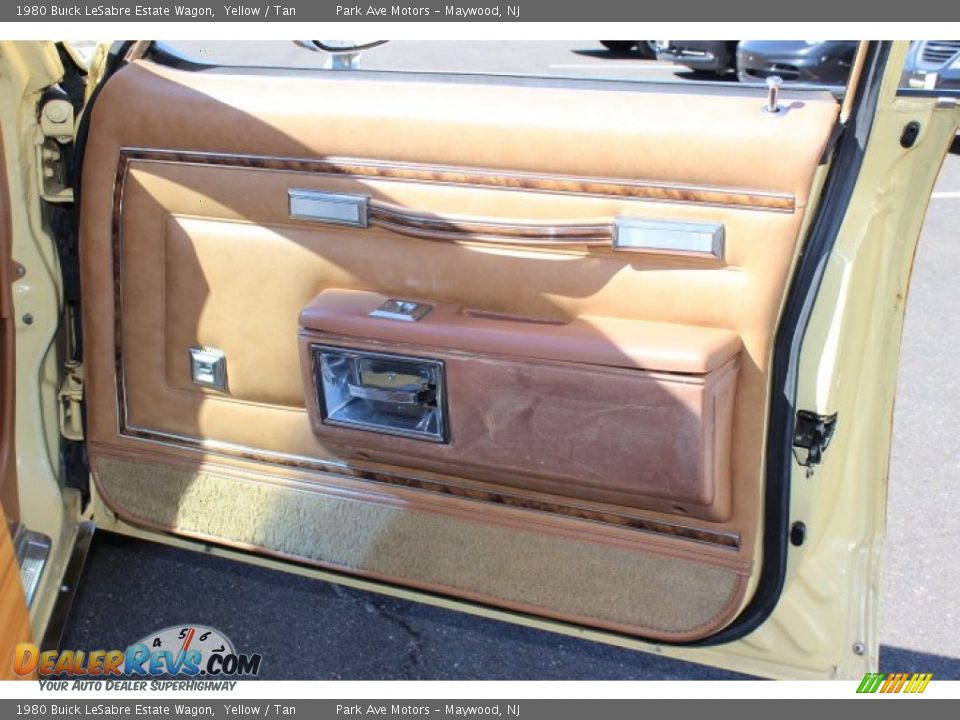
[
  {"left": 35, "top": 95, "right": 76, "bottom": 203},
  {"left": 792, "top": 410, "right": 838, "bottom": 467},
  {"left": 58, "top": 360, "right": 84, "bottom": 441}
]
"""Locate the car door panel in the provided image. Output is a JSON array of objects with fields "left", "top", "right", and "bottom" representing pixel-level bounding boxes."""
[{"left": 80, "top": 60, "right": 840, "bottom": 641}]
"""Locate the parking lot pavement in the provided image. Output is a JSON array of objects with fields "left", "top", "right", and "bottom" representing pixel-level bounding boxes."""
[
  {"left": 61, "top": 532, "right": 750, "bottom": 680},
  {"left": 881, "top": 149, "right": 960, "bottom": 674}
]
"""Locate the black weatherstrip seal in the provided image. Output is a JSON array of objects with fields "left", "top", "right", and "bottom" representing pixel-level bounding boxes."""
[
  {"left": 693, "top": 41, "right": 891, "bottom": 647},
  {"left": 67, "top": 42, "right": 140, "bottom": 492}
]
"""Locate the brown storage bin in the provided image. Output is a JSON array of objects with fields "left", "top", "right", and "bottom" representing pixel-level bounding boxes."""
[{"left": 299, "top": 290, "right": 740, "bottom": 520}]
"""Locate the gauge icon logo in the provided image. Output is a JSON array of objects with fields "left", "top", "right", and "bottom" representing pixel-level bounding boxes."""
[
  {"left": 134, "top": 625, "right": 235, "bottom": 666},
  {"left": 126, "top": 624, "right": 261, "bottom": 677}
]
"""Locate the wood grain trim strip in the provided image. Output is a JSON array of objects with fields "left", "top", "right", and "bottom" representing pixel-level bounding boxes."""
[
  {"left": 109, "top": 149, "right": 740, "bottom": 551},
  {"left": 115, "top": 423, "right": 741, "bottom": 550},
  {"left": 121, "top": 147, "right": 796, "bottom": 212}
]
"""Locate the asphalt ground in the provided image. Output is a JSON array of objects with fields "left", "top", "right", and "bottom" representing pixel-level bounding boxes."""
[
  {"left": 881, "top": 146, "right": 960, "bottom": 673},
  {"left": 60, "top": 532, "right": 750, "bottom": 680}
]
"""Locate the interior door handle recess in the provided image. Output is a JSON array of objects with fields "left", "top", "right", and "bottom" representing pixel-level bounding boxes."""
[{"left": 313, "top": 346, "right": 448, "bottom": 442}]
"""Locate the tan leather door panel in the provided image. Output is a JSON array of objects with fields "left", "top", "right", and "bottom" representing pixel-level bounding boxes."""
[{"left": 80, "top": 60, "right": 839, "bottom": 641}]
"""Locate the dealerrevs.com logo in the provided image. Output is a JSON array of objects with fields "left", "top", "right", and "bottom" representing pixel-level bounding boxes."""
[{"left": 15, "top": 625, "right": 262, "bottom": 689}]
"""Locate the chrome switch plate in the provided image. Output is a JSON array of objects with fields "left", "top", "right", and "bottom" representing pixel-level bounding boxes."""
[
  {"left": 369, "top": 299, "right": 433, "bottom": 322},
  {"left": 189, "top": 347, "right": 227, "bottom": 390}
]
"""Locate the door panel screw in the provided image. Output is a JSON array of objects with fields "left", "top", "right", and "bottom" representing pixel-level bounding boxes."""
[
  {"left": 853, "top": 642, "right": 866, "bottom": 655},
  {"left": 22, "top": 313, "right": 34, "bottom": 325}
]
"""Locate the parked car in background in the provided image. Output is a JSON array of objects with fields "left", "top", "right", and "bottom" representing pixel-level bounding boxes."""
[
  {"left": 737, "top": 41, "right": 858, "bottom": 84},
  {"left": 655, "top": 41, "right": 737, "bottom": 75},
  {"left": 599, "top": 40, "right": 658, "bottom": 59},
  {"left": 901, "top": 40, "right": 960, "bottom": 90}
]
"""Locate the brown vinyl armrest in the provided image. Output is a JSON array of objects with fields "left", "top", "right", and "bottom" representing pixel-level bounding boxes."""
[{"left": 299, "top": 289, "right": 741, "bottom": 376}]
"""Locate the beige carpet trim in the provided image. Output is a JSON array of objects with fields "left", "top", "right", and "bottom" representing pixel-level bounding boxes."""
[{"left": 93, "top": 456, "right": 746, "bottom": 641}]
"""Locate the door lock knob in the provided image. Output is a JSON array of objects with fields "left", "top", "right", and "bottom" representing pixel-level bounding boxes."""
[{"left": 765, "top": 75, "right": 783, "bottom": 114}]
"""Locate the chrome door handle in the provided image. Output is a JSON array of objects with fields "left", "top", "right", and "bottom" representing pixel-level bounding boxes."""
[{"left": 346, "top": 383, "right": 436, "bottom": 405}]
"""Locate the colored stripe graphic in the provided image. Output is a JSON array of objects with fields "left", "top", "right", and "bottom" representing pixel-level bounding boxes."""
[
  {"left": 857, "top": 673, "right": 884, "bottom": 693},
  {"left": 908, "top": 673, "right": 933, "bottom": 694},
  {"left": 857, "top": 672, "right": 932, "bottom": 694}
]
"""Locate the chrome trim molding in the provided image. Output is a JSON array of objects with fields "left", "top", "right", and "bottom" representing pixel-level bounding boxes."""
[
  {"left": 613, "top": 217, "right": 725, "bottom": 259},
  {"left": 11, "top": 523, "right": 52, "bottom": 608},
  {"left": 288, "top": 188, "right": 369, "bottom": 228}
]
